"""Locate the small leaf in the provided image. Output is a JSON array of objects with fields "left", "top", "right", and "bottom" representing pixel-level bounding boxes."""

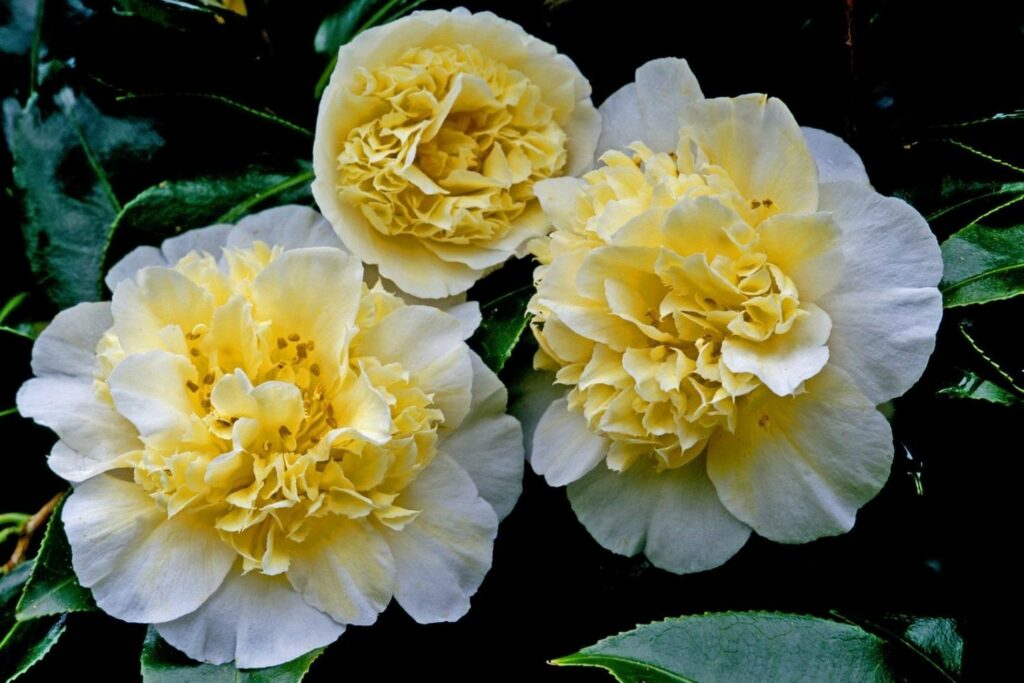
[
  {"left": 0, "top": 0, "right": 38, "bottom": 57},
  {"left": 938, "top": 371, "right": 1021, "bottom": 406},
  {"left": 112, "top": 0, "right": 235, "bottom": 29},
  {"left": 314, "top": 0, "right": 377, "bottom": 53},
  {"left": 469, "top": 287, "right": 533, "bottom": 373},
  {"left": 4, "top": 88, "right": 163, "bottom": 308},
  {"left": 1, "top": 562, "right": 67, "bottom": 683},
  {"left": 16, "top": 495, "right": 95, "bottom": 620},
  {"left": 940, "top": 223, "right": 1024, "bottom": 306},
  {"left": 140, "top": 628, "right": 323, "bottom": 683},
  {"left": 554, "top": 612, "right": 899, "bottom": 682}
]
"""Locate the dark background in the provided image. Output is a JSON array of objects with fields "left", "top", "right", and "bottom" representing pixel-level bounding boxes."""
[{"left": 2, "top": 0, "right": 1022, "bottom": 679}]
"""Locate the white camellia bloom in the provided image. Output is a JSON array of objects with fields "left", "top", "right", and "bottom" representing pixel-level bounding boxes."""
[
  {"left": 17, "top": 205, "right": 524, "bottom": 667},
  {"left": 313, "top": 8, "right": 601, "bottom": 299},
  {"left": 528, "top": 58, "right": 943, "bottom": 574}
]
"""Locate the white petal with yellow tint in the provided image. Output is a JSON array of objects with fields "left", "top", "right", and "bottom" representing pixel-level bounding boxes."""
[
  {"left": 756, "top": 212, "right": 844, "bottom": 301},
  {"left": 802, "top": 127, "right": 870, "bottom": 186},
  {"left": 683, "top": 94, "right": 819, "bottom": 215},
  {"left": 30, "top": 302, "right": 111, "bottom": 378},
  {"left": 440, "top": 352, "right": 524, "bottom": 520},
  {"left": 286, "top": 518, "right": 395, "bottom": 626},
  {"left": 386, "top": 454, "right": 497, "bottom": 623},
  {"left": 817, "top": 181, "right": 943, "bottom": 403},
  {"left": 535, "top": 177, "right": 587, "bottom": 233},
  {"left": 634, "top": 58, "right": 705, "bottom": 153},
  {"left": 111, "top": 267, "right": 215, "bottom": 353},
  {"left": 108, "top": 350, "right": 197, "bottom": 438},
  {"left": 531, "top": 398, "right": 608, "bottom": 486},
  {"left": 17, "top": 378, "right": 140, "bottom": 479},
  {"left": 567, "top": 456, "right": 751, "bottom": 574},
  {"left": 355, "top": 305, "right": 465, "bottom": 374},
  {"left": 721, "top": 303, "right": 832, "bottom": 397},
  {"left": 64, "top": 475, "right": 234, "bottom": 623},
  {"left": 252, "top": 248, "right": 363, "bottom": 362},
  {"left": 225, "top": 204, "right": 341, "bottom": 251},
  {"left": 154, "top": 571, "right": 344, "bottom": 669},
  {"left": 707, "top": 365, "right": 893, "bottom": 542}
]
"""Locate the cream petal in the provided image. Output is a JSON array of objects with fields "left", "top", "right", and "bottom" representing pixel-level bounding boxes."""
[
  {"left": 161, "top": 224, "right": 234, "bottom": 263},
  {"left": 111, "top": 267, "right": 215, "bottom": 353},
  {"left": 31, "top": 302, "right": 112, "bottom": 378},
  {"left": 354, "top": 305, "right": 466, "bottom": 375},
  {"left": 17, "top": 377, "right": 140, "bottom": 477},
  {"left": 251, "top": 247, "right": 363, "bottom": 370},
  {"left": 535, "top": 177, "right": 587, "bottom": 233},
  {"left": 105, "top": 247, "right": 165, "bottom": 293},
  {"left": 595, "top": 82, "right": 645, "bottom": 156},
  {"left": 107, "top": 350, "right": 197, "bottom": 438},
  {"left": 154, "top": 571, "right": 344, "bottom": 669},
  {"left": 507, "top": 369, "right": 565, "bottom": 460},
  {"left": 414, "top": 345, "right": 474, "bottom": 429},
  {"left": 707, "top": 365, "right": 893, "bottom": 543},
  {"left": 567, "top": 457, "right": 751, "bottom": 574},
  {"left": 386, "top": 454, "right": 497, "bottom": 623},
  {"left": 64, "top": 475, "right": 235, "bottom": 623},
  {"left": 286, "top": 518, "right": 395, "bottom": 626},
  {"left": 439, "top": 351, "right": 524, "bottom": 520},
  {"left": 47, "top": 440, "right": 131, "bottom": 483},
  {"left": 720, "top": 303, "right": 832, "bottom": 397},
  {"left": 756, "top": 212, "right": 844, "bottom": 301},
  {"left": 224, "top": 204, "right": 341, "bottom": 252},
  {"left": 682, "top": 94, "right": 818, "bottom": 215},
  {"left": 802, "top": 127, "right": 870, "bottom": 185},
  {"left": 634, "top": 58, "right": 705, "bottom": 153},
  {"left": 817, "top": 181, "right": 943, "bottom": 403},
  {"left": 531, "top": 398, "right": 608, "bottom": 486},
  {"left": 564, "top": 98, "right": 602, "bottom": 175}
]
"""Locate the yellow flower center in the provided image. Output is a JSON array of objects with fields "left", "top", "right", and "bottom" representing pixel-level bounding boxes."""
[
  {"left": 337, "top": 43, "right": 568, "bottom": 244},
  {"left": 532, "top": 144, "right": 831, "bottom": 472},
  {"left": 96, "top": 244, "right": 440, "bottom": 575}
]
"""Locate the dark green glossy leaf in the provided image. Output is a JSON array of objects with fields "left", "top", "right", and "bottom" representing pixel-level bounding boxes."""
[
  {"left": 314, "top": 0, "right": 376, "bottom": 54},
  {"left": 927, "top": 179, "right": 1024, "bottom": 226},
  {"left": 553, "top": 612, "right": 898, "bottom": 683},
  {"left": 105, "top": 167, "right": 312, "bottom": 269},
  {"left": 904, "top": 618, "right": 963, "bottom": 679},
  {"left": 469, "top": 285, "right": 533, "bottom": 373},
  {"left": 938, "top": 370, "right": 1021, "bottom": 406},
  {"left": 1, "top": 562, "right": 67, "bottom": 683},
  {"left": 16, "top": 496, "right": 95, "bottom": 620},
  {"left": 140, "top": 628, "right": 323, "bottom": 683},
  {"left": 940, "top": 223, "right": 1024, "bottom": 306},
  {"left": 112, "top": 0, "right": 235, "bottom": 29},
  {"left": 4, "top": 88, "right": 163, "bottom": 308}
]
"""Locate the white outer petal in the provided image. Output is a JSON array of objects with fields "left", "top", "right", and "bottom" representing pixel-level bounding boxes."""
[
  {"left": 707, "top": 365, "right": 893, "bottom": 543},
  {"left": 817, "top": 181, "right": 943, "bottom": 403},
  {"left": 530, "top": 398, "right": 608, "bottom": 486},
  {"left": 154, "top": 571, "right": 344, "bottom": 669},
  {"left": 802, "top": 127, "right": 870, "bottom": 186},
  {"left": 568, "top": 457, "right": 751, "bottom": 574},
  {"left": 439, "top": 351, "right": 524, "bottom": 520},
  {"left": 30, "top": 301, "right": 111, "bottom": 378},
  {"left": 224, "top": 204, "right": 342, "bottom": 252},
  {"left": 63, "top": 475, "right": 235, "bottom": 623},
  {"left": 105, "top": 224, "right": 232, "bottom": 292},
  {"left": 387, "top": 454, "right": 497, "bottom": 623}
]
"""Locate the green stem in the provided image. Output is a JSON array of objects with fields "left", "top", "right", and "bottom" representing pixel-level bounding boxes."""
[
  {"left": 28, "top": 0, "right": 45, "bottom": 97},
  {"left": 215, "top": 169, "right": 315, "bottom": 223},
  {"left": 0, "top": 325, "right": 35, "bottom": 341},
  {"left": 0, "top": 513, "right": 30, "bottom": 527},
  {"left": 0, "top": 293, "right": 28, "bottom": 325},
  {"left": 0, "top": 407, "right": 18, "bottom": 418},
  {"left": 115, "top": 92, "right": 312, "bottom": 138}
]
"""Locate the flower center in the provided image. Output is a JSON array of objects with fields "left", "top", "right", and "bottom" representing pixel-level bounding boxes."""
[
  {"left": 97, "top": 245, "right": 441, "bottom": 574},
  {"left": 337, "top": 43, "right": 568, "bottom": 244},
  {"left": 532, "top": 144, "right": 830, "bottom": 472}
]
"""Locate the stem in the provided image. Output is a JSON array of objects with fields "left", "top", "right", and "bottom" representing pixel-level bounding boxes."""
[
  {"left": 2, "top": 492, "right": 64, "bottom": 573},
  {"left": 0, "top": 293, "right": 28, "bottom": 325},
  {"left": 28, "top": 0, "right": 45, "bottom": 97}
]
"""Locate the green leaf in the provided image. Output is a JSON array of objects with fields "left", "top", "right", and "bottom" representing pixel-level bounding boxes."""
[
  {"left": 940, "top": 223, "right": 1024, "bottom": 307},
  {"left": 938, "top": 370, "right": 1021, "bottom": 406},
  {"left": 15, "top": 495, "right": 95, "bottom": 620},
  {"left": 105, "top": 167, "right": 313, "bottom": 269},
  {"left": 553, "top": 612, "right": 899, "bottom": 682},
  {"left": 927, "top": 179, "right": 1024, "bottom": 226},
  {"left": 469, "top": 285, "right": 533, "bottom": 373},
  {"left": 903, "top": 618, "right": 962, "bottom": 679},
  {"left": 314, "top": 0, "right": 377, "bottom": 54},
  {"left": 4, "top": 88, "right": 163, "bottom": 308},
  {"left": 1, "top": 562, "right": 67, "bottom": 683},
  {"left": 140, "top": 628, "right": 324, "bottom": 683},
  {"left": 0, "top": 0, "right": 37, "bottom": 57},
  {"left": 112, "top": 0, "right": 232, "bottom": 29}
]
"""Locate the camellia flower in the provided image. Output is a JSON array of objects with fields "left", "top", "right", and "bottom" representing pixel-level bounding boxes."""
[
  {"left": 17, "top": 205, "right": 524, "bottom": 667},
  {"left": 527, "top": 59, "right": 943, "bottom": 574},
  {"left": 312, "top": 8, "right": 601, "bottom": 298}
]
